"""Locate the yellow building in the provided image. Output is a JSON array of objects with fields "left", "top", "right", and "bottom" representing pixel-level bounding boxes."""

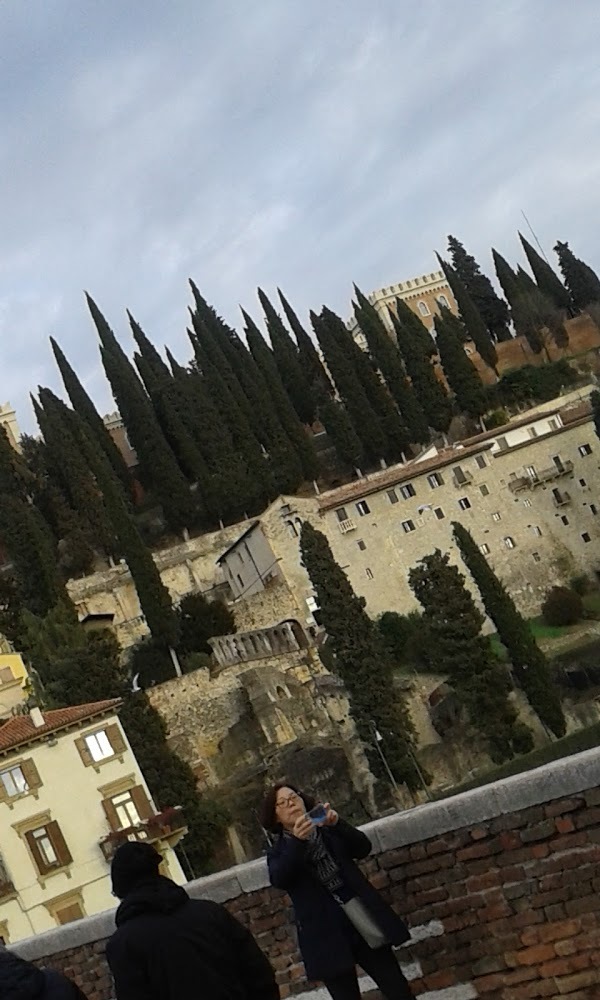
[
  {"left": 0, "top": 402, "right": 21, "bottom": 453},
  {"left": 0, "top": 654, "right": 29, "bottom": 719},
  {"left": 0, "top": 699, "right": 186, "bottom": 943}
]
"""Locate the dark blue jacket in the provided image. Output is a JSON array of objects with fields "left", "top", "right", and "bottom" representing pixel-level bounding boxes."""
[{"left": 267, "top": 820, "right": 410, "bottom": 981}]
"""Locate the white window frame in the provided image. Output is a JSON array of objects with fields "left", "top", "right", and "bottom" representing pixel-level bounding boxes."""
[
  {"left": 112, "top": 791, "right": 142, "bottom": 830},
  {"left": 579, "top": 443, "right": 593, "bottom": 457},
  {"left": 458, "top": 497, "right": 471, "bottom": 511},
  {"left": 84, "top": 730, "right": 114, "bottom": 764},
  {"left": 0, "top": 765, "right": 28, "bottom": 798},
  {"left": 479, "top": 543, "right": 490, "bottom": 555},
  {"left": 492, "top": 512, "right": 501, "bottom": 522},
  {"left": 504, "top": 536, "right": 516, "bottom": 550},
  {"left": 32, "top": 827, "right": 58, "bottom": 867},
  {"left": 356, "top": 500, "right": 371, "bottom": 517},
  {"left": 427, "top": 473, "right": 443, "bottom": 489},
  {"left": 399, "top": 483, "right": 416, "bottom": 500},
  {"left": 401, "top": 520, "right": 416, "bottom": 534},
  {"left": 418, "top": 301, "right": 430, "bottom": 317}
]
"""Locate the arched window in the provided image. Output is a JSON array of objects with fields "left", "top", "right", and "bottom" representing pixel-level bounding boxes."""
[
  {"left": 437, "top": 294, "right": 450, "bottom": 308},
  {"left": 418, "top": 301, "right": 430, "bottom": 317},
  {"left": 286, "top": 520, "right": 298, "bottom": 538}
]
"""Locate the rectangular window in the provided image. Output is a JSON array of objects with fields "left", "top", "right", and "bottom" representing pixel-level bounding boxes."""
[
  {"left": 401, "top": 520, "right": 416, "bottom": 533},
  {"left": 0, "top": 766, "right": 28, "bottom": 798},
  {"left": 453, "top": 465, "right": 467, "bottom": 484},
  {"left": 479, "top": 484, "right": 490, "bottom": 497},
  {"left": 582, "top": 533, "right": 591, "bottom": 543},
  {"left": 504, "top": 537, "right": 516, "bottom": 549},
  {"left": 237, "top": 574, "right": 243, "bottom": 588},
  {"left": 591, "top": 504, "right": 598, "bottom": 516},
  {"left": 531, "top": 526, "right": 542, "bottom": 537},
  {"left": 25, "top": 822, "right": 72, "bottom": 875},
  {"left": 523, "top": 498, "right": 532, "bottom": 508},
  {"left": 399, "top": 484, "right": 416, "bottom": 499},
  {"left": 84, "top": 731, "right": 113, "bottom": 764},
  {"left": 579, "top": 479, "right": 587, "bottom": 487},
  {"left": 357, "top": 540, "right": 366, "bottom": 551},
  {"left": 427, "top": 472, "right": 444, "bottom": 489},
  {"left": 496, "top": 437, "right": 508, "bottom": 451},
  {"left": 475, "top": 455, "right": 488, "bottom": 470},
  {"left": 532, "top": 552, "right": 541, "bottom": 563},
  {"left": 237, "top": 552, "right": 244, "bottom": 565},
  {"left": 335, "top": 508, "right": 348, "bottom": 523},
  {"left": 365, "top": 568, "right": 374, "bottom": 580},
  {"left": 479, "top": 543, "right": 490, "bottom": 555},
  {"left": 561, "top": 515, "right": 569, "bottom": 525},
  {"left": 387, "top": 490, "right": 399, "bottom": 504},
  {"left": 492, "top": 512, "right": 501, "bottom": 522},
  {"left": 434, "top": 507, "right": 445, "bottom": 520},
  {"left": 55, "top": 902, "right": 85, "bottom": 926},
  {"left": 549, "top": 419, "right": 559, "bottom": 430},
  {"left": 458, "top": 497, "right": 471, "bottom": 511},
  {"left": 528, "top": 427, "right": 538, "bottom": 439},
  {"left": 525, "top": 465, "right": 537, "bottom": 478},
  {"left": 111, "top": 791, "right": 142, "bottom": 830},
  {"left": 356, "top": 500, "right": 370, "bottom": 516},
  {"left": 579, "top": 443, "right": 593, "bottom": 456}
]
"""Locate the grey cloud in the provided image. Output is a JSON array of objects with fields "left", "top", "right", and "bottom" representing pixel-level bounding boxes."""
[{"left": 1, "top": 0, "right": 599, "bottom": 431}]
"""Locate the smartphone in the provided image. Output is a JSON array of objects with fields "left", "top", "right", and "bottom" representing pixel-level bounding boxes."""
[{"left": 307, "top": 803, "right": 327, "bottom": 825}]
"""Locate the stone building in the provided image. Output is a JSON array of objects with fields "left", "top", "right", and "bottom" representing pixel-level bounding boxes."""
[
  {"left": 345, "top": 268, "right": 456, "bottom": 344},
  {"left": 0, "top": 700, "right": 186, "bottom": 943},
  {"left": 147, "top": 619, "right": 377, "bottom": 859}
]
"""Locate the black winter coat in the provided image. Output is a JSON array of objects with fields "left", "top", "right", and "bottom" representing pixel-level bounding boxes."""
[
  {"left": 267, "top": 819, "right": 410, "bottom": 981},
  {"left": 106, "top": 876, "right": 279, "bottom": 1000},
  {"left": 0, "top": 950, "right": 87, "bottom": 1000}
]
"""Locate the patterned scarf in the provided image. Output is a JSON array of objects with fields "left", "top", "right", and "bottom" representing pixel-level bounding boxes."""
[{"left": 304, "top": 828, "right": 344, "bottom": 895}]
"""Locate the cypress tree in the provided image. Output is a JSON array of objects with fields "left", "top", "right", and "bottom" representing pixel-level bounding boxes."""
[
  {"left": 278, "top": 289, "right": 333, "bottom": 393},
  {"left": 392, "top": 298, "right": 436, "bottom": 357},
  {"left": 513, "top": 271, "right": 569, "bottom": 356},
  {"left": 437, "top": 256, "right": 498, "bottom": 373},
  {"left": 87, "top": 295, "right": 195, "bottom": 534},
  {"left": 591, "top": 391, "right": 600, "bottom": 442},
  {"left": 327, "top": 306, "right": 410, "bottom": 461},
  {"left": 65, "top": 404, "right": 180, "bottom": 648},
  {"left": 389, "top": 305, "right": 452, "bottom": 432},
  {"left": 519, "top": 234, "right": 572, "bottom": 315},
  {"left": 554, "top": 241, "right": 600, "bottom": 312},
  {"left": 50, "top": 337, "right": 131, "bottom": 492},
  {"left": 492, "top": 249, "right": 521, "bottom": 309},
  {"left": 353, "top": 286, "right": 429, "bottom": 444},
  {"left": 452, "top": 522, "right": 566, "bottom": 737},
  {"left": 0, "top": 427, "right": 64, "bottom": 618},
  {"left": 447, "top": 236, "right": 512, "bottom": 342},
  {"left": 409, "top": 549, "right": 533, "bottom": 763},
  {"left": 242, "top": 309, "right": 319, "bottom": 484},
  {"left": 35, "top": 388, "right": 118, "bottom": 558},
  {"left": 300, "top": 522, "right": 422, "bottom": 791},
  {"left": 434, "top": 305, "right": 488, "bottom": 418},
  {"left": 312, "top": 308, "right": 389, "bottom": 465},
  {"left": 188, "top": 331, "right": 273, "bottom": 514},
  {"left": 258, "top": 288, "right": 316, "bottom": 424}
]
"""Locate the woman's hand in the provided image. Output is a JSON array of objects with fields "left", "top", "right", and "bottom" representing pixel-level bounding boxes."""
[
  {"left": 323, "top": 803, "right": 339, "bottom": 826},
  {"left": 292, "top": 814, "right": 313, "bottom": 840}
]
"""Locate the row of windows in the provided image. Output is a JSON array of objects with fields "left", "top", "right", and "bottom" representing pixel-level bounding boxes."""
[{"left": 0, "top": 726, "right": 125, "bottom": 804}]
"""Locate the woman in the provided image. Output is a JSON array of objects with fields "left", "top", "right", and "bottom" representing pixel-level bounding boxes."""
[{"left": 261, "top": 783, "right": 414, "bottom": 1000}]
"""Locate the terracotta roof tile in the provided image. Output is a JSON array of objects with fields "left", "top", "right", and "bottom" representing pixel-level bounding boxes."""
[{"left": 0, "top": 699, "right": 122, "bottom": 755}]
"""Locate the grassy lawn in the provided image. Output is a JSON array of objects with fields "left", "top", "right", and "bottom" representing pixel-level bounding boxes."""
[{"left": 434, "top": 722, "right": 600, "bottom": 800}]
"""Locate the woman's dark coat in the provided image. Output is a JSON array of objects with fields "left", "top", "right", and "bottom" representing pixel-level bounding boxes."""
[
  {"left": 267, "top": 819, "right": 410, "bottom": 981},
  {"left": 0, "top": 950, "right": 87, "bottom": 1000}
]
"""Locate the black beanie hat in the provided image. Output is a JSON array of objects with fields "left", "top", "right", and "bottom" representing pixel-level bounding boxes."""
[{"left": 111, "top": 841, "right": 162, "bottom": 898}]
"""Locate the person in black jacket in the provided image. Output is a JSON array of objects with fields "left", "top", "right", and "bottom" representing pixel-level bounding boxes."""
[
  {"left": 106, "top": 841, "right": 280, "bottom": 1000},
  {"left": 0, "top": 946, "right": 88, "bottom": 1000},
  {"left": 262, "top": 783, "right": 414, "bottom": 1000}
]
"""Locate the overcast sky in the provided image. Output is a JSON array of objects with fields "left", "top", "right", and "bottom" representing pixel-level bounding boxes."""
[{"left": 1, "top": 1, "right": 599, "bottom": 432}]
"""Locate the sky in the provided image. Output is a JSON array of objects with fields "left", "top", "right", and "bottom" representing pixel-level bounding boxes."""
[{"left": 1, "top": 1, "right": 600, "bottom": 432}]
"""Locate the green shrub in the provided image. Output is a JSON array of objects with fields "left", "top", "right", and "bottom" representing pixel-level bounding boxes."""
[{"left": 542, "top": 586, "right": 583, "bottom": 627}]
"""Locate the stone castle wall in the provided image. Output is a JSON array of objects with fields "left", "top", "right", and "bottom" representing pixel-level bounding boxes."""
[{"left": 14, "top": 747, "right": 600, "bottom": 999}]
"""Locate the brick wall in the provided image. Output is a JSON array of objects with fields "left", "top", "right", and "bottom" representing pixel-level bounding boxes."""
[{"left": 13, "top": 748, "right": 600, "bottom": 999}]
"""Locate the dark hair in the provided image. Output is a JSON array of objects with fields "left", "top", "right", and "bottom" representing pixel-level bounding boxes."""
[{"left": 260, "top": 781, "right": 315, "bottom": 834}]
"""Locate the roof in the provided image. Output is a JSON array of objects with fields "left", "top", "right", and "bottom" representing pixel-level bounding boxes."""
[
  {"left": 216, "top": 521, "right": 260, "bottom": 564},
  {"left": 318, "top": 441, "right": 495, "bottom": 511},
  {"left": 0, "top": 699, "right": 122, "bottom": 755},
  {"left": 460, "top": 406, "right": 563, "bottom": 447}
]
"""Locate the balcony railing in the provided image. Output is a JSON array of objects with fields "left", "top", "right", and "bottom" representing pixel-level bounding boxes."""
[
  {"left": 100, "top": 807, "right": 187, "bottom": 862},
  {"left": 508, "top": 461, "right": 574, "bottom": 494},
  {"left": 338, "top": 518, "right": 356, "bottom": 534},
  {"left": 452, "top": 470, "right": 474, "bottom": 488}
]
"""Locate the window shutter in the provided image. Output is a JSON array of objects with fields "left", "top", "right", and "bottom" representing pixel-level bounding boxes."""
[
  {"left": 75, "top": 736, "right": 93, "bottom": 767},
  {"left": 102, "top": 796, "right": 121, "bottom": 832},
  {"left": 0, "top": 777, "right": 8, "bottom": 805},
  {"left": 25, "top": 830, "right": 51, "bottom": 876},
  {"left": 130, "top": 785, "right": 153, "bottom": 821},
  {"left": 56, "top": 902, "right": 84, "bottom": 925},
  {"left": 46, "top": 821, "right": 72, "bottom": 867},
  {"left": 106, "top": 723, "right": 127, "bottom": 756},
  {"left": 20, "top": 759, "right": 42, "bottom": 791}
]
